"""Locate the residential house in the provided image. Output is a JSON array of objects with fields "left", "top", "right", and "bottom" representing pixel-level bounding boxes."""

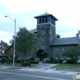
[{"left": 0, "top": 40, "right": 8, "bottom": 62}]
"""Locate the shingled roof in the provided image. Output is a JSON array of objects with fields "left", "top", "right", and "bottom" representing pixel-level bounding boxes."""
[
  {"left": 30, "top": 29, "right": 79, "bottom": 46},
  {"left": 51, "top": 37, "right": 79, "bottom": 46}
]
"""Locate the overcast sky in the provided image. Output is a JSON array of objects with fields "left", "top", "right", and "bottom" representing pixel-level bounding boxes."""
[{"left": 0, "top": 0, "right": 80, "bottom": 44}]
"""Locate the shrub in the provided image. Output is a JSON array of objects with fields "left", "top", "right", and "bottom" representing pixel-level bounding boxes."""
[
  {"left": 1, "top": 59, "right": 6, "bottom": 64},
  {"left": 16, "top": 59, "right": 21, "bottom": 63},
  {"left": 21, "top": 62, "right": 31, "bottom": 67},
  {"left": 59, "top": 60, "right": 63, "bottom": 63},
  {"left": 26, "top": 59, "right": 31, "bottom": 62},
  {"left": 50, "top": 57, "right": 54, "bottom": 63},
  {"left": 30, "top": 57, "right": 35, "bottom": 61},
  {"left": 7, "top": 58, "right": 12, "bottom": 63},
  {"left": 31, "top": 61, "right": 39, "bottom": 64},
  {"left": 66, "top": 59, "right": 74, "bottom": 64},
  {"left": 53, "top": 60, "right": 58, "bottom": 63},
  {"left": 45, "top": 60, "right": 51, "bottom": 63},
  {"left": 44, "top": 58, "right": 57, "bottom": 63}
]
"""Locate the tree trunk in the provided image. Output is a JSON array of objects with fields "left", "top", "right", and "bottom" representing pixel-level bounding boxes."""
[
  {"left": 24, "top": 56, "right": 26, "bottom": 62},
  {"left": 24, "top": 51, "right": 27, "bottom": 62},
  {"left": 24, "top": 51, "right": 29, "bottom": 63}
]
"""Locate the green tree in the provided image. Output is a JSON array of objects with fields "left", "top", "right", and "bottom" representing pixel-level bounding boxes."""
[
  {"left": 77, "top": 44, "right": 80, "bottom": 56},
  {"left": 16, "top": 27, "right": 36, "bottom": 62},
  {"left": 63, "top": 47, "right": 77, "bottom": 64}
]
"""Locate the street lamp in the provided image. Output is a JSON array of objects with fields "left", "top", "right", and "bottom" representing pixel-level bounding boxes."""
[{"left": 5, "top": 15, "right": 16, "bottom": 68}]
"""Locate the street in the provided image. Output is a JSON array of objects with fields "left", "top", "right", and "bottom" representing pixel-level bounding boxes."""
[{"left": 0, "top": 69, "right": 73, "bottom": 80}]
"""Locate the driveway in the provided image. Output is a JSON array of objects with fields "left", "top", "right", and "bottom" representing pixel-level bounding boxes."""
[{"left": 34, "top": 63, "right": 57, "bottom": 70}]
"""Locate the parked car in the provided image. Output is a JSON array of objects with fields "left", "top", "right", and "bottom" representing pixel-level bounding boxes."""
[
  {"left": 77, "top": 60, "right": 80, "bottom": 64},
  {"left": 62, "top": 60, "right": 66, "bottom": 64}
]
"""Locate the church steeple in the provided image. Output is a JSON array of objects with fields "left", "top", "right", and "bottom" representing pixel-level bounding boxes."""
[
  {"left": 34, "top": 13, "right": 58, "bottom": 25},
  {"left": 46, "top": 6, "right": 47, "bottom": 14},
  {"left": 34, "top": 13, "right": 58, "bottom": 58}
]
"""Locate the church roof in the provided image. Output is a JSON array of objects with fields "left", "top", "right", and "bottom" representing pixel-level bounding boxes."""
[
  {"left": 30, "top": 29, "right": 79, "bottom": 46},
  {"left": 52, "top": 37, "right": 79, "bottom": 46},
  {"left": 34, "top": 13, "right": 58, "bottom": 21}
]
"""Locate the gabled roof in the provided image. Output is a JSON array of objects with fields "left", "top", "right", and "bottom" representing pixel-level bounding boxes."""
[
  {"left": 30, "top": 29, "right": 79, "bottom": 46},
  {"left": 51, "top": 37, "right": 79, "bottom": 46},
  {"left": 34, "top": 13, "right": 58, "bottom": 21}
]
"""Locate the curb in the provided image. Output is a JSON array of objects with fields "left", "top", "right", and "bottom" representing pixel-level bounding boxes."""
[{"left": 20, "top": 68, "right": 77, "bottom": 75}]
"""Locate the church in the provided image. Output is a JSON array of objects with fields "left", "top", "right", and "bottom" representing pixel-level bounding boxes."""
[{"left": 31, "top": 12, "right": 80, "bottom": 61}]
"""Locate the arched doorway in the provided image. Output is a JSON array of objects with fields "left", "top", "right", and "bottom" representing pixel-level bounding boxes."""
[{"left": 36, "top": 49, "right": 47, "bottom": 61}]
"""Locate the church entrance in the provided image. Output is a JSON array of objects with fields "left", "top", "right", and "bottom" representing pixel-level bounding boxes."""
[{"left": 36, "top": 49, "right": 47, "bottom": 61}]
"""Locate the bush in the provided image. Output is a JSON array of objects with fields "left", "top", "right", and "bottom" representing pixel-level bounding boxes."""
[
  {"left": 51, "top": 59, "right": 58, "bottom": 63},
  {"left": 66, "top": 59, "right": 74, "bottom": 64},
  {"left": 16, "top": 59, "right": 21, "bottom": 63},
  {"left": 50, "top": 57, "right": 54, "bottom": 63},
  {"left": 1, "top": 59, "right": 6, "bottom": 64},
  {"left": 21, "top": 62, "right": 31, "bottom": 67},
  {"left": 31, "top": 61, "right": 39, "bottom": 64},
  {"left": 45, "top": 60, "right": 51, "bottom": 63},
  {"left": 30, "top": 57, "right": 35, "bottom": 61},
  {"left": 59, "top": 60, "right": 63, "bottom": 63},
  {"left": 50, "top": 58, "right": 62, "bottom": 63},
  {"left": 7, "top": 58, "right": 12, "bottom": 63},
  {"left": 44, "top": 58, "right": 58, "bottom": 63}
]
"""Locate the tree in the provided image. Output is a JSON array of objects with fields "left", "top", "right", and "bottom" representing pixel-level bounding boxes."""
[
  {"left": 63, "top": 47, "right": 77, "bottom": 64},
  {"left": 77, "top": 44, "right": 80, "bottom": 56},
  {"left": 16, "top": 27, "right": 36, "bottom": 62}
]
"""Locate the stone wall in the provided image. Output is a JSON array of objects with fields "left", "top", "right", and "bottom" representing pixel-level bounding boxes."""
[
  {"left": 52, "top": 45, "right": 77, "bottom": 59},
  {"left": 37, "top": 22, "right": 55, "bottom": 58}
]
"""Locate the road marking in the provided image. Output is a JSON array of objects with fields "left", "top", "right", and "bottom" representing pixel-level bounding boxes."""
[{"left": 0, "top": 71, "right": 68, "bottom": 80}]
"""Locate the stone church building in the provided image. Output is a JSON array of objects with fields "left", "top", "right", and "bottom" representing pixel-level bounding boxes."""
[{"left": 31, "top": 13, "right": 80, "bottom": 61}]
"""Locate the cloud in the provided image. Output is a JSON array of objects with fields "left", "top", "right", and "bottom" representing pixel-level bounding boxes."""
[
  {"left": 56, "top": 23, "right": 80, "bottom": 37},
  {"left": 0, "top": 0, "right": 46, "bottom": 14},
  {"left": 60, "top": 30, "right": 77, "bottom": 38},
  {"left": 0, "top": 30, "right": 13, "bottom": 44},
  {"left": 0, "top": 0, "right": 80, "bottom": 44}
]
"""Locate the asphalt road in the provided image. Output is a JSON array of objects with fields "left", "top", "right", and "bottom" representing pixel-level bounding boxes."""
[{"left": 0, "top": 68, "right": 74, "bottom": 80}]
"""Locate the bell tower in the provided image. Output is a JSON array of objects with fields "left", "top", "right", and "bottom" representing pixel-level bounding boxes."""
[{"left": 34, "top": 13, "right": 58, "bottom": 58}]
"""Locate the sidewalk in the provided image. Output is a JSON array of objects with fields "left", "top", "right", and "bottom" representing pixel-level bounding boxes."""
[{"left": 0, "top": 64, "right": 79, "bottom": 75}]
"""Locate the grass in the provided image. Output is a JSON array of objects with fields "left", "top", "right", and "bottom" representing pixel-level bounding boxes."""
[
  {"left": 0, "top": 63, "right": 21, "bottom": 66},
  {"left": 51, "top": 64, "right": 80, "bottom": 70},
  {"left": 0, "top": 63, "right": 39, "bottom": 67},
  {"left": 31, "top": 64, "right": 39, "bottom": 67}
]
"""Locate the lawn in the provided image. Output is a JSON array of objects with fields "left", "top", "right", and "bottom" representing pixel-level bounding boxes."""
[
  {"left": 0, "top": 63, "right": 39, "bottom": 68},
  {"left": 0, "top": 63, "right": 21, "bottom": 66},
  {"left": 51, "top": 64, "right": 80, "bottom": 70}
]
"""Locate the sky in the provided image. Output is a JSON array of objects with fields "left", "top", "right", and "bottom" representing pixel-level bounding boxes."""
[{"left": 0, "top": 0, "right": 80, "bottom": 44}]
